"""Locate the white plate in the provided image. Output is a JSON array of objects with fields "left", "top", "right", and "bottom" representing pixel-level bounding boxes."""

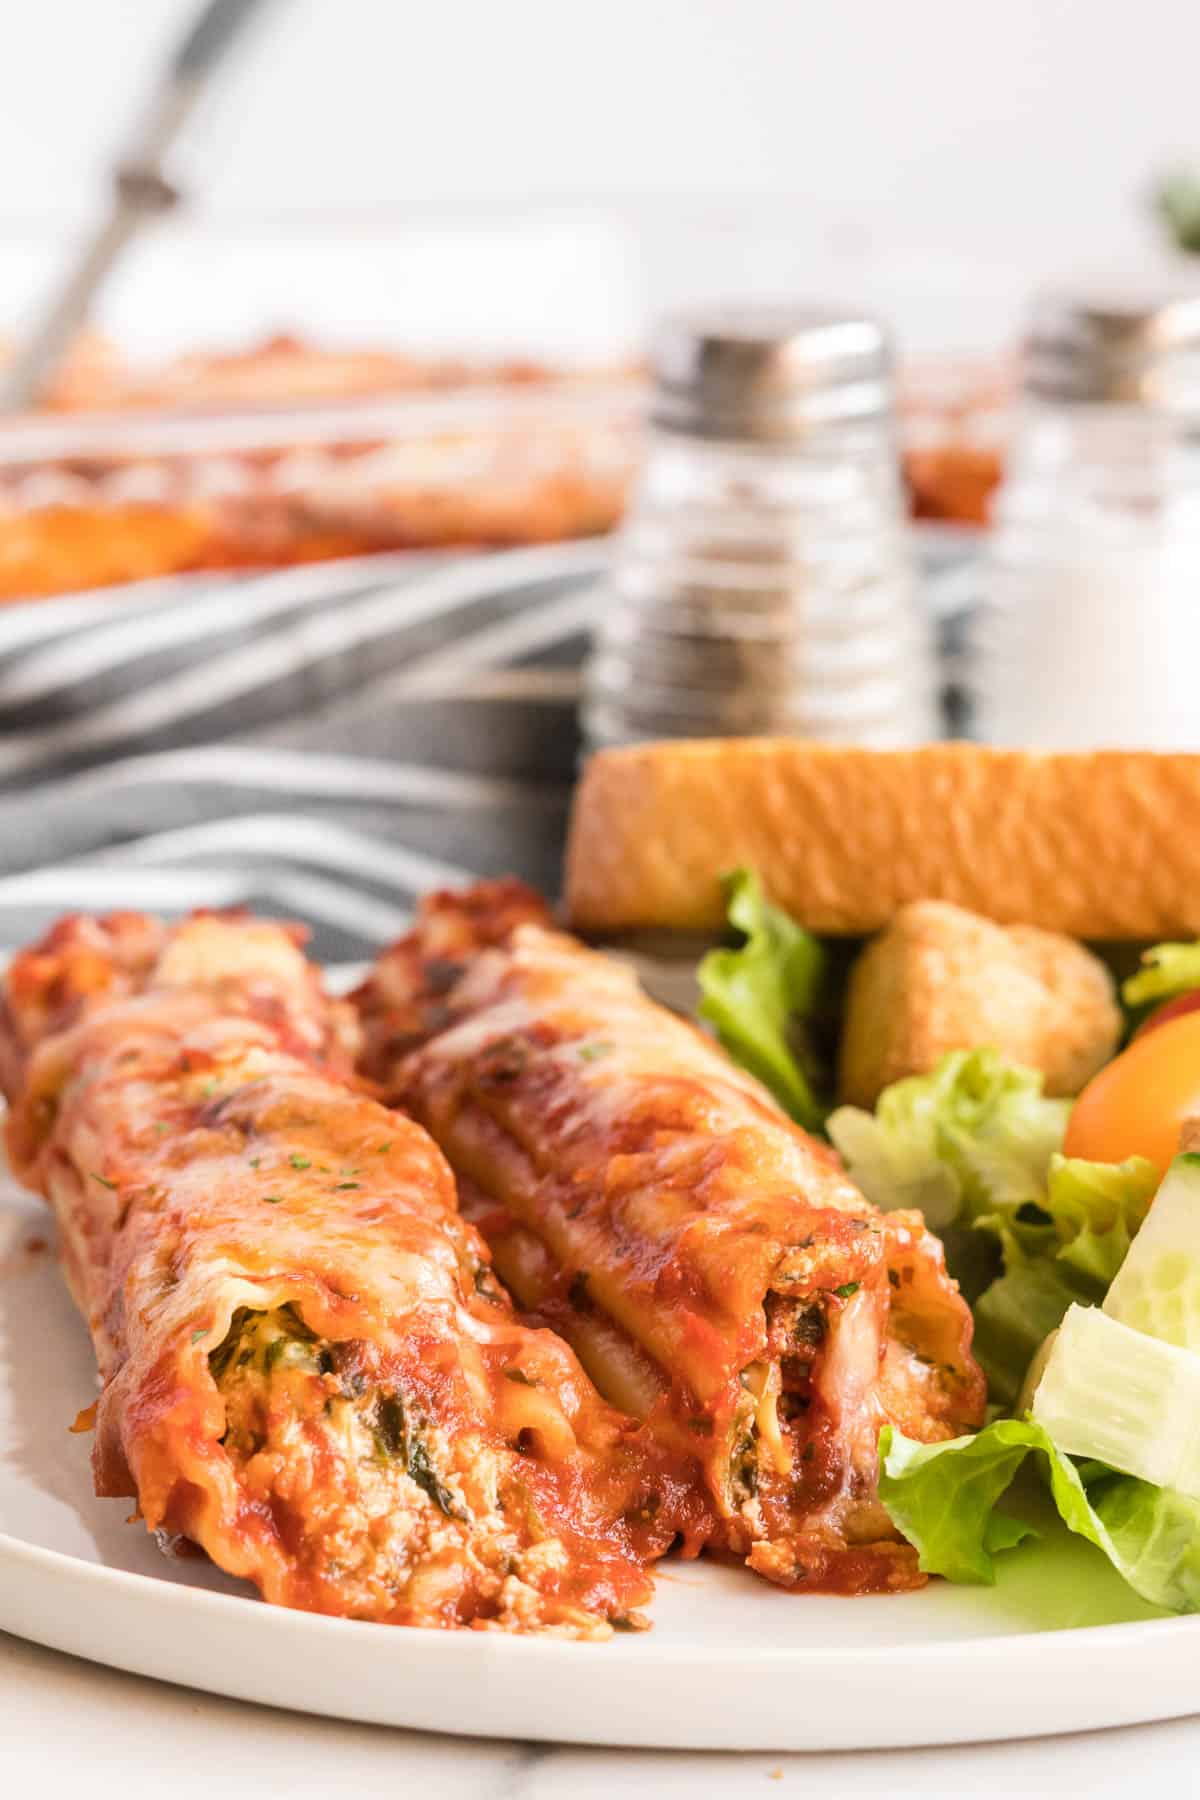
[{"left": 3, "top": 1169, "right": 1199, "bottom": 1751}]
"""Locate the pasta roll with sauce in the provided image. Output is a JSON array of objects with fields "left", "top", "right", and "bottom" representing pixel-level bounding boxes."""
[{"left": 354, "top": 881, "right": 986, "bottom": 1594}]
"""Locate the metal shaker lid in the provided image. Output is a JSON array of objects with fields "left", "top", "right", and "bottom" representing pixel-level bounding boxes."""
[
  {"left": 650, "top": 304, "right": 894, "bottom": 441},
  {"left": 1024, "top": 287, "right": 1200, "bottom": 406}
]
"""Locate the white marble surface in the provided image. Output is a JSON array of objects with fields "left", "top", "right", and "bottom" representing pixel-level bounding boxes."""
[{"left": 4, "top": 1629, "right": 1200, "bottom": 1799}]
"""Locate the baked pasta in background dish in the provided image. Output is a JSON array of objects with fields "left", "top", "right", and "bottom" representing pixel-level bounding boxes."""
[
  {"left": 0, "top": 334, "right": 637, "bottom": 601},
  {"left": 898, "top": 353, "right": 1011, "bottom": 527},
  {"left": 0, "top": 910, "right": 684, "bottom": 1635},
  {"left": 354, "top": 881, "right": 986, "bottom": 1595}
]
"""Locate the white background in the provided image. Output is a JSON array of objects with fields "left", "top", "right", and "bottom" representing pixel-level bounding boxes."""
[{"left": 3, "top": 0, "right": 1200, "bottom": 358}]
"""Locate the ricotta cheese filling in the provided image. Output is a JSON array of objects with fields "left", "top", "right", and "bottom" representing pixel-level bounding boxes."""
[{"left": 210, "top": 1305, "right": 610, "bottom": 1633}]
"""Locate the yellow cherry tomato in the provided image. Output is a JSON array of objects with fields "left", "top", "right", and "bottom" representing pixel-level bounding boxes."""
[{"left": 1064, "top": 1009, "right": 1200, "bottom": 1176}]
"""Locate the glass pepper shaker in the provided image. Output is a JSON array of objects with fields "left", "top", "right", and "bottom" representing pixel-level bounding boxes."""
[
  {"left": 971, "top": 289, "right": 1200, "bottom": 750},
  {"left": 581, "top": 303, "right": 936, "bottom": 751}
]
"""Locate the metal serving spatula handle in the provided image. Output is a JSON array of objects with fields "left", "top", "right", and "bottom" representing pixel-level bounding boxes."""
[{"left": 0, "top": 0, "right": 278, "bottom": 412}]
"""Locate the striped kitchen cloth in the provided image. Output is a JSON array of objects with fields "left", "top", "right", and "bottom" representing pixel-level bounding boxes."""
[
  {"left": 0, "top": 541, "right": 605, "bottom": 956},
  {"left": 0, "top": 540, "right": 602, "bottom": 790},
  {"left": 0, "top": 540, "right": 611, "bottom": 957},
  {"left": 0, "top": 737, "right": 578, "bottom": 961}
]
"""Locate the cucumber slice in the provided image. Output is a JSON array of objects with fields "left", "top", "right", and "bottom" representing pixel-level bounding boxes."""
[
  {"left": 1030, "top": 1303, "right": 1200, "bottom": 1497},
  {"left": 1104, "top": 1152, "right": 1200, "bottom": 1350}
]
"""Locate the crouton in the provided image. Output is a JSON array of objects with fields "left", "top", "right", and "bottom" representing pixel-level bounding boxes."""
[{"left": 837, "top": 900, "right": 1121, "bottom": 1108}]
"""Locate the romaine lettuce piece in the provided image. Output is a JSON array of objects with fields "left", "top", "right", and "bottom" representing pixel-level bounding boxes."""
[
  {"left": 827, "top": 1049, "right": 1068, "bottom": 1235},
  {"left": 1104, "top": 1151, "right": 1200, "bottom": 1349},
  {"left": 1091, "top": 1476, "right": 1200, "bottom": 1615},
  {"left": 1123, "top": 942, "right": 1200, "bottom": 1012},
  {"left": 1047, "top": 1154, "right": 1160, "bottom": 1290},
  {"left": 1030, "top": 1303, "right": 1200, "bottom": 1497},
  {"left": 879, "top": 1418, "right": 1200, "bottom": 1613},
  {"left": 829, "top": 1051, "right": 1157, "bottom": 1403},
  {"left": 971, "top": 1251, "right": 1090, "bottom": 1410},
  {"left": 697, "top": 868, "right": 828, "bottom": 1131},
  {"left": 876, "top": 1420, "right": 1038, "bottom": 1584},
  {"left": 971, "top": 1153, "right": 1159, "bottom": 1405}
]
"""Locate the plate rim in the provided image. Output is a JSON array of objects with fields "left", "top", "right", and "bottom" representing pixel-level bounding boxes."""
[
  {"left": 4, "top": 1520, "right": 1200, "bottom": 1665},
  {"left": 6, "top": 1521, "right": 1200, "bottom": 1750}
]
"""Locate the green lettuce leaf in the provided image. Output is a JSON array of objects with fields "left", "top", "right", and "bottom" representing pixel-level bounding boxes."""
[
  {"left": 1123, "top": 941, "right": 1200, "bottom": 1012},
  {"left": 826, "top": 1049, "right": 1068, "bottom": 1236},
  {"left": 829, "top": 1053, "right": 1157, "bottom": 1403},
  {"left": 972, "top": 1155, "right": 1159, "bottom": 1405},
  {"left": 879, "top": 1418, "right": 1200, "bottom": 1613},
  {"left": 1047, "top": 1156, "right": 1158, "bottom": 1289},
  {"left": 1092, "top": 1474, "right": 1200, "bottom": 1614},
  {"left": 697, "top": 868, "right": 828, "bottom": 1131},
  {"left": 876, "top": 1420, "right": 1038, "bottom": 1584},
  {"left": 971, "top": 1255, "right": 1088, "bottom": 1410}
]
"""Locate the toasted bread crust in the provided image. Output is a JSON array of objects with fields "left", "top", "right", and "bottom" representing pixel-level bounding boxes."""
[
  {"left": 565, "top": 740, "right": 1200, "bottom": 939},
  {"left": 837, "top": 901, "right": 1122, "bottom": 1107}
]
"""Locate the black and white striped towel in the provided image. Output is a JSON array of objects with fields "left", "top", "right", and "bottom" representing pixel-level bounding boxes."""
[{"left": 0, "top": 542, "right": 607, "bottom": 956}]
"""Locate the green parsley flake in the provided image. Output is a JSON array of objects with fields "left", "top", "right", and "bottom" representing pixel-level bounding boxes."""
[
  {"left": 289, "top": 1154, "right": 311, "bottom": 1170},
  {"left": 191, "top": 1328, "right": 208, "bottom": 1344},
  {"left": 376, "top": 1142, "right": 392, "bottom": 1154},
  {"left": 578, "top": 1041, "right": 615, "bottom": 1063},
  {"left": 262, "top": 1194, "right": 284, "bottom": 1205},
  {"left": 334, "top": 1181, "right": 360, "bottom": 1191},
  {"left": 833, "top": 1282, "right": 860, "bottom": 1300},
  {"left": 91, "top": 1172, "right": 116, "bottom": 1190}
]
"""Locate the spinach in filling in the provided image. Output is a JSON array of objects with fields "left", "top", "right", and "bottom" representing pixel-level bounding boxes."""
[{"left": 210, "top": 1305, "right": 464, "bottom": 1519}]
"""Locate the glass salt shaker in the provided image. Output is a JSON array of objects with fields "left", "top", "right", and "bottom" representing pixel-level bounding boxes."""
[
  {"left": 580, "top": 304, "right": 937, "bottom": 751},
  {"left": 971, "top": 289, "right": 1200, "bottom": 750}
]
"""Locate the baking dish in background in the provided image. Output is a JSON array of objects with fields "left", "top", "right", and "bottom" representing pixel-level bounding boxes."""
[
  {"left": 0, "top": 346, "right": 643, "bottom": 601},
  {"left": 0, "top": 211, "right": 1017, "bottom": 602}
]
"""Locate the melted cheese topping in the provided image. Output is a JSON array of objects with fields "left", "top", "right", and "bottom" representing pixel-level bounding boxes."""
[{"left": 358, "top": 889, "right": 988, "bottom": 1596}]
